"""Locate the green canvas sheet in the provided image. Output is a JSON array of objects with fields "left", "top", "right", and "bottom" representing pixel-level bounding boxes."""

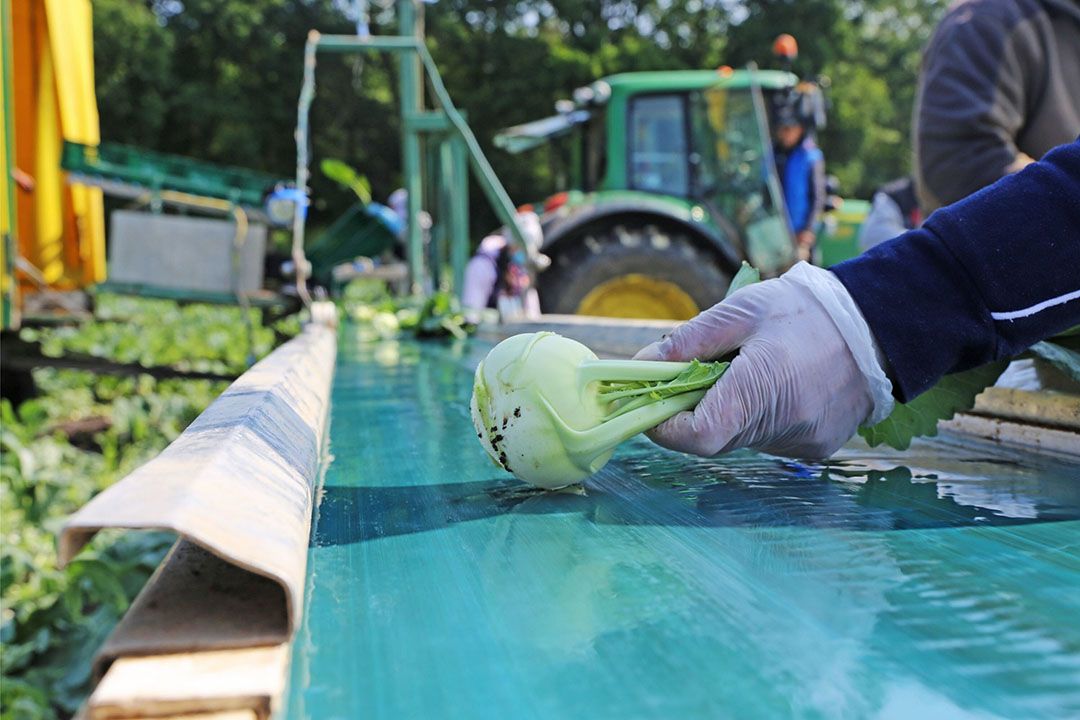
[{"left": 287, "top": 329, "right": 1080, "bottom": 719}]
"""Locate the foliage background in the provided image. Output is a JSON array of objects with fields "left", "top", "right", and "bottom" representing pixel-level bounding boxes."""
[{"left": 93, "top": 0, "right": 948, "bottom": 235}]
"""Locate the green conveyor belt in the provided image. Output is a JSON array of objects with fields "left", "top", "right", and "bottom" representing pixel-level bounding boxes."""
[{"left": 286, "top": 325, "right": 1080, "bottom": 719}]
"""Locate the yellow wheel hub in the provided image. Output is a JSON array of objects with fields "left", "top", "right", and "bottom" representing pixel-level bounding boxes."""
[{"left": 576, "top": 274, "right": 700, "bottom": 320}]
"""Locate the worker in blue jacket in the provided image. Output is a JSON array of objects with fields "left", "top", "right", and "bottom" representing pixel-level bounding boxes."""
[
  {"left": 635, "top": 138, "right": 1080, "bottom": 459},
  {"left": 773, "top": 106, "right": 826, "bottom": 263}
]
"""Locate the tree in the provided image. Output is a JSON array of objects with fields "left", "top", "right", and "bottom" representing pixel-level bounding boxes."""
[
  {"left": 92, "top": 0, "right": 174, "bottom": 148},
  {"left": 91, "top": 0, "right": 949, "bottom": 238},
  {"left": 721, "top": 0, "right": 948, "bottom": 194}
]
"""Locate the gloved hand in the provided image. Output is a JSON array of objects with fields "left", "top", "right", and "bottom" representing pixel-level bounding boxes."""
[{"left": 634, "top": 263, "right": 894, "bottom": 459}]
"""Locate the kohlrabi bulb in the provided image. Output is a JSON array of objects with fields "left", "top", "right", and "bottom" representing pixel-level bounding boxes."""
[
  {"left": 471, "top": 333, "right": 607, "bottom": 488},
  {"left": 471, "top": 332, "right": 725, "bottom": 489}
]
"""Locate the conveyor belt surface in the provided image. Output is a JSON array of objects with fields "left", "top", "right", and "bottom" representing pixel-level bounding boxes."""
[{"left": 286, "top": 328, "right": 1080, "bottom": 719}]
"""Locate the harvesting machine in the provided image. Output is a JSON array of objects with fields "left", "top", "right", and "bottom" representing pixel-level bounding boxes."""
[{"left": 496, "top": 46, "right": 867, "bottom": 320}]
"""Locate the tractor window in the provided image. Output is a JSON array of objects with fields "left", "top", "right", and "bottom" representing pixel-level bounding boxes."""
[
  {"left": 584, "top": 109, "right": 607, "bottom": 191},
  {"left": 628, "top": 94, "right": 689, "bottom": 196}
]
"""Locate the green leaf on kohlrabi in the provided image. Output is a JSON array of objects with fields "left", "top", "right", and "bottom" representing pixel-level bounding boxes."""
[
  {"left": 725, "top": 261, "right": 761, "bottom": 299},
  {"left": 1027, "top": 340, "right": 1080, "bottom": 383},
  {"left": 320, "top": 158, "right": 372, "bottom": 204},
  {"left": 598, "top": 359, "right": 729, "bottom": 419},
  {"left": 858, "top": 361, "right": 1008, "bottom": 450}
]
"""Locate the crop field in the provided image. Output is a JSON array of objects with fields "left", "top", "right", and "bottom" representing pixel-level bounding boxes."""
[{"left": 0, "top": 296, "right": 297, "bottom": 719}]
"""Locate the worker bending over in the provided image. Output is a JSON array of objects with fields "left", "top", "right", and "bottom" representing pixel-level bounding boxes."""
[{"left": 462, "top": 211, "right": 546, "bottom": 322}]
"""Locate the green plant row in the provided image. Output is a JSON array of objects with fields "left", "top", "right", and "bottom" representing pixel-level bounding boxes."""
[{"left": 1, "top": 295, "right": 296, "bottom": 719}]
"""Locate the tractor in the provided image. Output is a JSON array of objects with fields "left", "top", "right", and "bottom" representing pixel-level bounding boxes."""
[{"left": 495, "top": 45, "right": 866, "bottom": 320}]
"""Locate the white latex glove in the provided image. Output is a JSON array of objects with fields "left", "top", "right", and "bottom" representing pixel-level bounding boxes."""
[{"left": 634, "top": 263, "right": 894, "bottom": 459}]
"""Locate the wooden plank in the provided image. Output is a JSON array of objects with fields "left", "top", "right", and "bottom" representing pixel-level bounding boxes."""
[
  {"left": 1, "top": 334, "right": 237, "bottom": 382},
  {"left": 88, "top": 646, "right": 288, "bottom": 720},
  {"left": 152, "top": 712, "right": 255, "bottom": 720},
  {"left": 943, "top": 414, "right": 1080, "bottom": 458},
  {"left": 60, "top": 313, "right": 337, "bottom": 715},
  {"left": 78, "top": 708, "right": 255, "bottom": 720},
  {"left": 94, "top": 541, "right": 288, "bottom": 677},
  {"left": 93, "top": 282, "right": 290, "bottom": 309},
  {"left": 970, "top": 386, "right": 1080, "bottom": 431},
  {"left": 60, "top": 320, "right": 337, "bottom": 632},
  {"left": 158, "top": 712, "right": 256, "bottom": 720}
]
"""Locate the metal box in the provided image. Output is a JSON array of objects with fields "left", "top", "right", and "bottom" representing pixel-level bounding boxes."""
[{"left": 108, "top": 211, "right": 266, "bottom": 294}]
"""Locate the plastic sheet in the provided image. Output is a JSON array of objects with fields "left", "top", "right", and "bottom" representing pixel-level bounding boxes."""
[{"left": 287, "top": 330, "right": 1080, "bottom": 719}]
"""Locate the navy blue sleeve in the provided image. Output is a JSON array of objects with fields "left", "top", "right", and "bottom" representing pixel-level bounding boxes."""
[{"left": 831, "top": 139, "right": 1080, "bottom": 402}]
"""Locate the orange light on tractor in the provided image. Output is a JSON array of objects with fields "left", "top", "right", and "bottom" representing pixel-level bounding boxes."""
[
  {"left": 516, "top": 203, "right": 535, "bottom": 214},
  {"left": 543, "top": 192, "right": 570, "bottom": 214},
  {"left": 773, "top": 34, "right": 798, "bottom": 60},
  {"left": 716, "top": 65, "right": 734, "bottom": 78}
]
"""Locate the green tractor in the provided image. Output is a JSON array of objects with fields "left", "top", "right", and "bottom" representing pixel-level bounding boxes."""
[{"left": 496, "top": 62, "right": 866, "bottom": 320}]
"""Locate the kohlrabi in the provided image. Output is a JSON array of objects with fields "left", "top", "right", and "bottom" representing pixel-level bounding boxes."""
[{"left": 471, "top": 332, "right": 727, "bottom": 488}]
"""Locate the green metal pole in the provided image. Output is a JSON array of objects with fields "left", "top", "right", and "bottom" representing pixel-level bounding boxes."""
[
  {"left": 1, "top": 0, "right": 18, "bottom": 330},
  {"left": 311, "top": 32, "right": 525, "bottom": 257},
  {"left": 426, "top": 138, "right": 444, "bottom": 290},
  {"left": 447, "top": 135, "right": 469, "bottom": 297},
  {"left": 414, "top": 45, "right": 525, "bottom": 247},
  {"left": 398, "top": 0, "right": 425, "bottom": 294}
]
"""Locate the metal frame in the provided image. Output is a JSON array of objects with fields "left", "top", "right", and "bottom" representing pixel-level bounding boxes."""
[{"left": 293, "top": 0, "right": 525, "bottom": 299}]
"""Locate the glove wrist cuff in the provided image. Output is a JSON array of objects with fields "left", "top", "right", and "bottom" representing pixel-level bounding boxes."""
[{"left": 785, "top": 262, "right": 895, "bottom": 425}]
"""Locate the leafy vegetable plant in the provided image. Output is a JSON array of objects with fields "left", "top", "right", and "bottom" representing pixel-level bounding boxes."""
[
  {"left": 471, "top": 332, "right": 727, "bottom": 488},
  {"left": 858, "top": 361, "right": 1008, "bottom": 449},
  {"left": 342, "top": 280, "right": 476, "bottom": 341},
  {"left": 2, "top": 294, "right": 291, "bottom": 719},
  {"left": 320, "top": 158, "right": 372, "bottom": 204}
]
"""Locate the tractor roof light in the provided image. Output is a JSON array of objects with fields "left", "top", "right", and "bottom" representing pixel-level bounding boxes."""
[
  {"left": 544, "top": 191, "right": 571, "bottom": 214},
  {"left": 716, "top": 65, "right": 734, "bottom": 77},
  {"left": 773, "top": 33, "right": 798, "bottom": 61},
  {"left": 572, "top": 86, "right": 595, "bottom": 107},
  {"left": 555, "top": 99, "right": 576, "bottom": 114},
  {"left": 591, "top": 81, "right": 612, "bottom": 104},
  {"left": 572, "top": 81, "right": 611, "bottom": 108}
]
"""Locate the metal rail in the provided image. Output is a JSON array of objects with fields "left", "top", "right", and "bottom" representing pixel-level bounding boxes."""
[{"left": 294, "top": 23, "right": 526, "bottom": 296}]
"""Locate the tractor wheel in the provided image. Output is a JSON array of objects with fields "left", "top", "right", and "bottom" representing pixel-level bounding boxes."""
[{"left": 539, "top": 225, "right": 732, "bottom": 320}]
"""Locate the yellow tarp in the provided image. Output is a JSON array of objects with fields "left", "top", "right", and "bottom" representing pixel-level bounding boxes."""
[{"left": 7, "top": 0, "right": 105, "bottom": 306}]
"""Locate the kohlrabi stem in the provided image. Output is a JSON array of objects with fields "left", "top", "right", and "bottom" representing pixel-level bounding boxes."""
[
  {"left": 544, "top": 390, "right": 707, "bottom": 474},
  {"left": 577, "top": 359, "right": 693, "bottom": 386},
  {"left": 596, "top": 384, "right": 667, "bottom": 401}
]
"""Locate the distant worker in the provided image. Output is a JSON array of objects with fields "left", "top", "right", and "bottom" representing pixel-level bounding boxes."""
[
  {"left": 773, "top": 105, "right": 826, "bottom": 263},
  {"left": 858, "top": 176, "right": 922, "bottom": 252},
  {"left": 388, "top": 188, "right": 408, "bottom": 233},
  {"left": 462, "top": 211, "right": 547, "bottom": 322},
  {"left": 914, "top": 0, "right": 1080, "bottom": 212}
]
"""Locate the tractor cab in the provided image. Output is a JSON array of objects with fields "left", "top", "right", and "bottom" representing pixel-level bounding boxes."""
[{"left": 495, "top": 56, "right": 831, "bottom": 320}]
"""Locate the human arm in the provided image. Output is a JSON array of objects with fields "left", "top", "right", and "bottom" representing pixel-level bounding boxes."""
[
  {"left": 636, "top": 139, "right": 1080, "bottom": 458},
  {"left": 800, "top": 156, "right": 827, "bottom": 235},
  {"left": 914, "top": 0, "right": 1044, "bottom": 211},
  {"left": 793, "top": 158, "right": 825, "bottom": 258},
  {"left": 835, "top": 138, "right": 1080, "bottom": 400}
]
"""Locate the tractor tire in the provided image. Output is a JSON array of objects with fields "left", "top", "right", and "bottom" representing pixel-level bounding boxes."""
[{"left": 539, "top": 224, "right": 732, "bottom": 320}]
